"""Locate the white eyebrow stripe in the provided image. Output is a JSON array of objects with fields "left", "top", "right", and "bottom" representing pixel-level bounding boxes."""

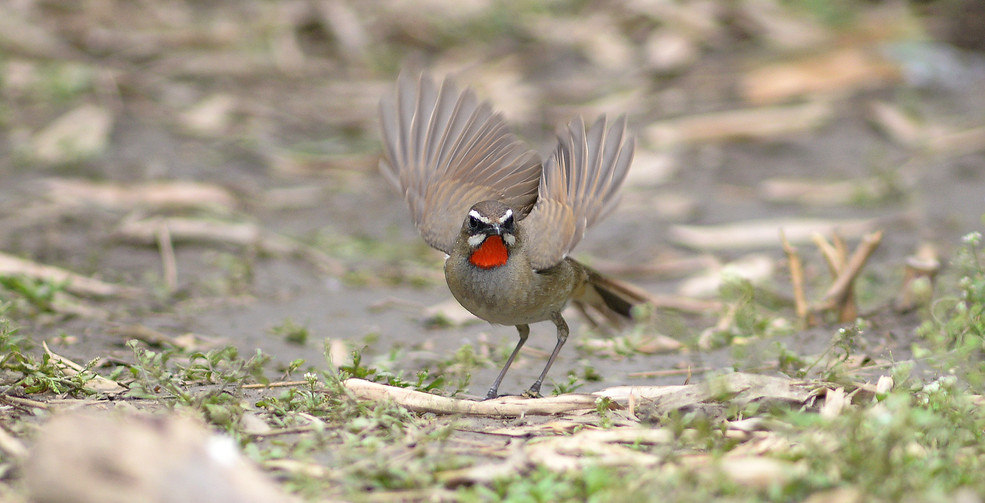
[{"left": 468, "top": 209, "right": 495, "bottom": 225}]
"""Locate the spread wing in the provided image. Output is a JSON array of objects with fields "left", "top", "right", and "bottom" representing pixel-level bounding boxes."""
[
  {"left": 379, "top": 72, "right": 542, "bottom": 254},
  {"left": 520, "top": 115, "right": 635, "bottom": 271}
]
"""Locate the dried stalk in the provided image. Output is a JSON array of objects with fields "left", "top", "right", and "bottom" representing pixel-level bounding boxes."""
[
  {"left": 343, "top": 378, "right": 604, "bottom": 417},
  {"left": 781, "top": 231, "right": 810, "bottom": 324},
  {"left": 816, "top": 231, "right": 883, "bottom": 315}
]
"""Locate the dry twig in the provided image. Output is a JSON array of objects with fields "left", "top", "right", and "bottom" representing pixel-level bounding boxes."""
[
  {"left": 42, "top": 341, "right": 126, "bottom": 395},
  {"left": 343, "top": 379, "right": 607, "bottom": 417},
  {"left": 114, "top": 216, "right": 345, "bottom": 276},
  {"left": 783, "top": 230, "right": 883, "bottom": 324},
  {"left": 817, "top": 231, "right": 883, "bottom": 316},
  {"left": 780, "top": 231, "right": 811, "bottom": 324},
  {"left": 0, "top": 252, "right": 140, "bottom": 298}
]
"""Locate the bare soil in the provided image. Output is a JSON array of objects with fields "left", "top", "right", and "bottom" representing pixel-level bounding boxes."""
[{"left": 1, "top": 0, "right": 984, "bottom": 446}]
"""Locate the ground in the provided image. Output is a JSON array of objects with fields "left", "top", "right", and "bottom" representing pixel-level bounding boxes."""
[{"left": 1, "top": 1, "right": 985, "bottom": 502}]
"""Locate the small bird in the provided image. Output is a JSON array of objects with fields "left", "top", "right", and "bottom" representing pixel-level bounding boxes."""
[{"left": 380, "top": 72, "right": 649, "bottom": 399}]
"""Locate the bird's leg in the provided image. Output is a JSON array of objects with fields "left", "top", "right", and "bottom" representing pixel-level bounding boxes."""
[
  {"left": 486, "top": 324, "right": 529, "bottom": 399},
  {"left": 525, "top": 312, "right": 568, "bottom": 398}
]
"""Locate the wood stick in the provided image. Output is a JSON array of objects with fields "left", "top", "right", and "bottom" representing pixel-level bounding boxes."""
[
  {"left": 155, "top": 220, "right": 178, "bottom": 292},
  {"left": 0, "top": 252, "right": 140, "bottom": 298},
  {"left": 831, "top": 231, "right": 856, "bottom": 321},
  {"left": 241, "top": 381, "right": 309, "bottom": 389},
  {"left": 0, "top": 394, "right": 49, "bottom": 410},
  {"left": 811, "top": 232, "right": 841, "bottom": 277},
  {"left": 816, "top": 231, "right": 883, "bottom": 312},
  {"left": 781, "top": 231, "right": 811, "bottom": 324},
  {"left": 628, "top": 367, "right": 711, "bottom": 378},
  {"left": 832, "top": 231, "right": 848, "bottom": 270},
  {"left": 342, "top": 378, "right": 603, "bottom": 417}
]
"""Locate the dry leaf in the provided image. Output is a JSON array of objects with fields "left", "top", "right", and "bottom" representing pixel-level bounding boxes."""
[
  {"left": 325, "top": 338, "right": 349, "bottom": 369},
  {"left": 437, "top": 447, "right": 527, "bottom": 485},
  {"left": 261, "top": 186, "right": 326, "bottom": 209},
  {"left": 239, "top": 411, "right": 272, "bottom": 436},
  {"left": 622, "top": 150, "right": 679, "bottom": 188},
  {"left": 0, "top": 6, "right": 78, "bottom": 58},
  {"left": 526, "top": 431, "right": 663, "bottom": 471},
  {"left": 531, "top": 14, "right": 634, "bottom": 71},
  {"left": 115, "top": 217, "right": 261, "bottom": 246},
  {"left": 578, "top": 333, "right": 683, "bottom": 356},
  {"left": 32, "top": 104, "right": 114, "bottom": 163},
  {"left": 42, "top": 178, "right": 237, "bottom": 212},
  {"left": 668, "top": 217, "right": 882, "bottom": 250},
  {"left": 263, "top": 459, "right": 328, "bottom": 478},
  {"left": 867, "top": 101, "right": 924, "bottom": 146},
  {"left": 644, "top": 29, "right": 699, "bottom": 74},
  {"left": 758, "top": 177, "right": 896, "bottom": 206},
  {"left": 0, "top": 252, "right": 140, "bottom": 298},
  {"left": 875, "top": 375, "right": 894, "bottom": 395},
  {"left": 801, "top": 487, "right": 865, "bottom": 503},
  {"left": 741, "top": 47, "right": 901, "bottom": 105},
  {"left": 113, "top": 216, "right": 343, "bottom": 275},
  {"left": 600, "top": 373, "right": 815, "bottom": 412},
  {"left": 718, "top": 456, "right": 799, "bottom": 489},
  {"left": 820, "top": 387, "right": 848, "bottom": 418},
  {"left": 316, "top": 0, "right": 369, "bottom": 59},
  {"left": 464, "top": 59, "right": 537, "bottom": 125},
  {"left": 645, "top": 101, "right": 832, "bottom": 147},
  {"left": 42, "top": 341, "right": 126, "bottom": 394},
  {"left": 624, "top": 0, "right": 723, "bottom": 39},
  {"left": 925, "top": 126, "right": 985, "bottom": 157},
  {"left": 678, "top": 254, "right": 774, "bottom": 298},
  {"left": 735, "top": 0, "right": 831, "bottom": 51},
  {"left": 424, "top": 298, "right": 478, "bottom": 326},
  {"left": 180, "top": 94, "right": 237, "bottom": 135}
]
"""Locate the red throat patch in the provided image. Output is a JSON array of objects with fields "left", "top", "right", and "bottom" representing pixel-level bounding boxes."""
[{"left": 469, "top": 235, "right": 509, "bottom": 269}]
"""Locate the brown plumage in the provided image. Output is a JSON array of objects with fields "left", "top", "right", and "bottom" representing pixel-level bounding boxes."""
[{"left": 380, "top": 72, "right": 645, "bottom": 398}]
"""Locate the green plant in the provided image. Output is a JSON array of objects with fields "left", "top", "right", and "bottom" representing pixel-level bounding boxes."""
[
  {"left": 0, "top": 275, "right": 67, "bottom": 316},
  {"left": 125, "top": 341, "right": 271, "bottom": 431},
  {"left": 203, "top": 251, "right": 255, "bottom": 295},
  {"left": 269, "top": 318, "right": 309, "bottom": 345},
  {"left": 708, "top": 278, "right": 793, "bottom": 348},
  {"left": 552, "top": 371, "right": 584, "bottom": 395},
  {"left": 917, "top": 231, "right": 985, "bottom": 386},
  {"left": 0, "top": 310, "right": 100, "bottom": 396},
  {"left": 337, "top": 350, "right": 450, "bottom": 393}
]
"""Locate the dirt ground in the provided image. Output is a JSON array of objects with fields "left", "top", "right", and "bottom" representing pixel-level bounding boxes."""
[
  {"left": 2, "top": 0, "right": 985, "bottom": 395},
  {"left": 1, "top": 1, "right": 985, "bottom": 499}
]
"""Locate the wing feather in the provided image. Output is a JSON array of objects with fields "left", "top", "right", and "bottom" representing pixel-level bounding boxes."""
[
  {"left": 521, "top": 115, "right": 635, "bottom": 270},
  {"left": 380, "top": 73, "right": 542, "bottom": 253}
]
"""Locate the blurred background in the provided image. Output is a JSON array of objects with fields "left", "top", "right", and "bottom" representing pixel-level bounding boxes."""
[{"left": 1, "top": 0, "right": 984, "bottom": 395}]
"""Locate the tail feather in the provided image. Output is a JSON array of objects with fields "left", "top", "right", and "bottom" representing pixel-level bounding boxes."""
[
  {"left": 570, "top": 259, "right": 725, "bottom": 329},
  {"left": 571, "top": 260, "right": 655, "bottom": 326},
  {"left": 591, "top": 276, "right": 645, "bottom": 318}
]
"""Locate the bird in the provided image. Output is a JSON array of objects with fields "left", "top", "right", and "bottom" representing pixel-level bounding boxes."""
[{"left": 379, "top": 72, "right": 650, "bottom": 399}]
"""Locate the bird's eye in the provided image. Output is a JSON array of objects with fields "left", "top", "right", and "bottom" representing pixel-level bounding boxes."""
[
  {"left": 468, "top": 215, "right": 481, "bottom": 230},
  {"left": 502, "top": 214, "right": 514, "bottom": 228}
]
